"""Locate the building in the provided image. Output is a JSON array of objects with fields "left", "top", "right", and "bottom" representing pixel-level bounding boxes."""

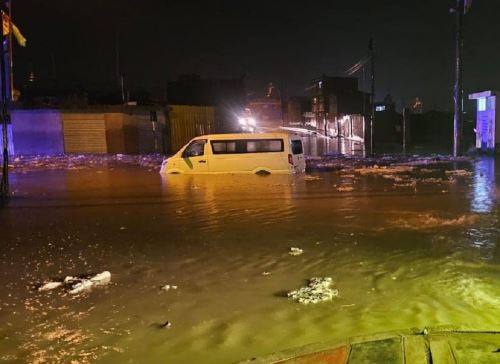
[
  {"left": 374, "top": 95, "right": 403, "bottom": 144},
  {"left": 283, "top": 96, "right": 311, "bottom": 127},
  {"left": 246, "top": 97, "right": 282, "bottom": 130},
  {"left": 0, "top": 105, "right": 216, "bottom": 155},
  {"left": 308, "top": 76, "right": 370, "bottom": 140},
  {"left": 469, "top": 90, "right": 500, "bottom": 151}
]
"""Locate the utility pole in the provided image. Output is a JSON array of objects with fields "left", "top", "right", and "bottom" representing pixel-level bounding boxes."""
[
  {"left": 115, "top": 34, "right": 125, "bottom": 104},
  {"left": 452, "top": 0, "right": 465, "bottom": 157},
  {"left": 369, "top": 38, "right": 375, "bottom": 155},
  {"left": 0, "top": 0, "right": 11, "bottom": 201}
]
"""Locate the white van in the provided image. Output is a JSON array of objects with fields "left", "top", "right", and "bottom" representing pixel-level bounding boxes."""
[{"left": 160, "top": 133, "right": 305, "bottom": 174}]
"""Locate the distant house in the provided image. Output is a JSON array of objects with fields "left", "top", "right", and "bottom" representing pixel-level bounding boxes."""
[
  {"left": 374, "top": 95, "right": 403, "bottom": 144},
  {"left": 307, "top": 76, "right": 370, "bottom": 140},
  {"left": 246, "top": 97, "right": 282, "bottom": 130}
]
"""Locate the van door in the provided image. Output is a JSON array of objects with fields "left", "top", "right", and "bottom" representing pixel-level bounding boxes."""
[
  {"left": 180, "top": 139, "right": 209, "bottom": 173},
  {"left": 290, "top": 139, "right": 305, "bottom": 173}
]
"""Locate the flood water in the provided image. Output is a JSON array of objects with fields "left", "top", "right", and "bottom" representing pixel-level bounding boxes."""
[{"left": 0, "top": 157, "right": 499, "bottom": 363}]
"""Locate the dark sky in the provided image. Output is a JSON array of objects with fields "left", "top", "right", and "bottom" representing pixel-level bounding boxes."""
[{"left": 13, "top": 0, "right": 500, "bottom": 109}]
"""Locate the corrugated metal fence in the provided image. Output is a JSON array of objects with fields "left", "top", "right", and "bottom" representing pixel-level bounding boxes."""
[{"left": 168, "top": 105, "right": 215, "bottom": 152}]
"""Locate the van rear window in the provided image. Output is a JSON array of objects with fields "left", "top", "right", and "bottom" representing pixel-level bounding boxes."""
[
  {"left": 291, "top": 140, "right": 303, "bottom": 155},
  {"left": 211, "top": 139, "right": 284, "bottom": 154}
]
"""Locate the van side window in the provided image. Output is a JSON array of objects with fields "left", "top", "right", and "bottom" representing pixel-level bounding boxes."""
[
  {"left": 212, "top": 141, "right": 237, "bottom": 154},
  {"left": 211, "top": 139, "right": 283, "bottom": 154},
  {"left": 291, "top": 140, "right": 303, "bottom": 155},
  {"left": 183, "top": 140, "right": 206, "bottom": 157},
  {"left": 247, "top": 140, "right": 283, "bottom": 152}
]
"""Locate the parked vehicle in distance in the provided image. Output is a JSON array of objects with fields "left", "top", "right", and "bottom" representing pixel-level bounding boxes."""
[{"left": 160, "top": 133, "right": 305, "bottom": 174}]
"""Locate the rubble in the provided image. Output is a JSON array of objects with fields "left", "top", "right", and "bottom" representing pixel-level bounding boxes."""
[
  {"left": 287, "top": 277, "right": 338, "bottom": 304},
  {"left": 9, "top": 154, "right": 165, "bottom": 173},
  {"left": 306, "top": 154, "right": 471, "bottom": 172}
]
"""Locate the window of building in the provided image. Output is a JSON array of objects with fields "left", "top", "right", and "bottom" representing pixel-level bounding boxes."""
[
  {"left": 478, "top": 98, "right": 486, "bottom": 111},
  {"left": 291, "top": 140, "right": 303, "bottom": 155}
]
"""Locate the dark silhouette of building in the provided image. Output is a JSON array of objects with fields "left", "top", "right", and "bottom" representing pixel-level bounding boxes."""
[
  {"left": 167, "top": 74, "right": 246, "bottom": 132},
  {"left": 374, "top": 94, "right": 403, "bottom": 144},
  {"left": 308, "top": 76, "right": 370, "bottom": 135}
]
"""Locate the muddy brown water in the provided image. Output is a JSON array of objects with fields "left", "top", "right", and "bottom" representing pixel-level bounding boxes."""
[{"left": 0, "top": 157, "right": 499, "bottom": 363}]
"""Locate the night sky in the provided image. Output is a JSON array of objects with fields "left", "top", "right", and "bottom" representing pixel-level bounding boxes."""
[{"left": 13, "top": 0, "right": 500, "bottom": 109}]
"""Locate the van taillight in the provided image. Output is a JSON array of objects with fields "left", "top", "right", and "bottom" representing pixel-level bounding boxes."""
[{"left": 288, "top": 154, "right": 293, "bottom": 165}]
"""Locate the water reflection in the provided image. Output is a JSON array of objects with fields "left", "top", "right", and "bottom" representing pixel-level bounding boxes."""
[
  {"left": 470, "top": 157, "right": 497, "bottom": 213},
  {"left": 467, "top": 157, "right": 499, "bottom": 260},
  {"left": 301, "top": 136, "right": 365, "bottom": 157},
  {"left": 161, "top": 174, "right": 298, "bottom": 233}
]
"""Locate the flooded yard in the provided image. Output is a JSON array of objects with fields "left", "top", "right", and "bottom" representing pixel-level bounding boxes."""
[{"left": 0, "top": 157, "right": 499, "bottom": 363}]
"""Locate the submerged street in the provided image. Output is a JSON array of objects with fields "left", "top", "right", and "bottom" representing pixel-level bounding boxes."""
[{"left": 0, "top": 157, "right": 498, "bottom": 363}]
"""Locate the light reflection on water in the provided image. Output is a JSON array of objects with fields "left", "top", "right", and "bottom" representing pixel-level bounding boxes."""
[
  {"left": 471, "top": 156, "right": 497, "bottom": 213},
  {"left": 0, "top": 158, "right": 499, "bottom": 363}
]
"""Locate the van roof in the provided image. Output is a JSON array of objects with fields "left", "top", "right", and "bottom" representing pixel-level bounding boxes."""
[{"left": 192, "top": 132, "right": 299, "bottom": 140}]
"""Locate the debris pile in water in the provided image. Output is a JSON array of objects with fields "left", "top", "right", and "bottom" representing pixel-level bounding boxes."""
[
  {"left": 38, "top": 271, "right": 111, "bottom": 295},
  {"left": 10, "top": 155, "right": 165, "bottom": 173},
  {"left": 161, "top": 284, "right": 178, "bottom": 291},
  {"left": 354, "top": 165, "right": 414, "bottom": 175},
  {"left": 287, "top": 277, "right": 338, "bottom": 304},
  {"left": 289, "top": 247, "right": 304, "bottom": 256},
  {"left": 445, "top": 169, "right": 473, "bottom": 177}
]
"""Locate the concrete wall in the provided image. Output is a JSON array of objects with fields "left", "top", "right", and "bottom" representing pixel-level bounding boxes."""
[
  {"left": 11, "top": 109, "right": 64, "bottom": 155},
  {"left": 4, "top": 106, "right": 208, "bottom": 155}
]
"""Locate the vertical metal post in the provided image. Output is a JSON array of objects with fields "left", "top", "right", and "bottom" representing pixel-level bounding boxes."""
[
  {"left": 453, "top": 0, "right": 464, "bottom": 157},
  {"left": 0, "top": 0, "right": 10, "bottom": 199},
  {"left": 369, "top": 38, "right": 375, "bottom": 155},
  {"left": 403, "top": 107, "right": 407, "bottom": 154}
]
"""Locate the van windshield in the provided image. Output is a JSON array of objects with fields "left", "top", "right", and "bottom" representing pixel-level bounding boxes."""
[{"left": 183, "top": 140, "right": 206, "bottom": 157}]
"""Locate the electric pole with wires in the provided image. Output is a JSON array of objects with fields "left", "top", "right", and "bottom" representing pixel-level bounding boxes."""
[{"left": 452, "top": 0, "right": 471, "bottom": 157}]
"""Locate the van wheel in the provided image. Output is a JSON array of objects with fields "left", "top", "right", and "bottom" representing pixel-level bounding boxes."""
[{"left": 255, "top": 170, "right": 271, "bottom": 176}]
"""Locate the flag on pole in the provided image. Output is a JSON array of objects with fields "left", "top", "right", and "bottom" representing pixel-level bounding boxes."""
[{"left": 2, "top": 11, "right": 26, "bottom": 47}]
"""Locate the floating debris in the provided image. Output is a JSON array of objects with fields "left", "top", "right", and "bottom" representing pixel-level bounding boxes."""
[
  {"left": 160, "top": 321, "right": 172, "bottom": 329},
  {"left": 90, "top": 271, "right": 111, "bottom": 286},
  {"left": 261, "top": 272, "right": 271, "bottom": 276},
  {"left": 69, "top": 280, "right": 94, "bottom": 295},
  {"left": 445, "top": 169, "right": 473, "bottom": 177},
  {"left": 38, "top": 281, "right": 63, "bottom": 292},
  {"left": 37, "top": 271, "right": 111, "bottom": 295},
  {"left": 337, "top": 186, "right": 354, "bottom": 192},
  {"left": 303, "top": 175, "right": 322, "bottom": 181},
  {"left": 355, "top": 165, "right": 414, "bottom": 175},
  {"left": 287, "top": 277, "right": 338, "bottom": 304},
  {"left": 161, "top": 284, "right": 178, "bottom": 291},
  {"left": 289, "top": 247, "right": 304, "bottom": 256}
]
